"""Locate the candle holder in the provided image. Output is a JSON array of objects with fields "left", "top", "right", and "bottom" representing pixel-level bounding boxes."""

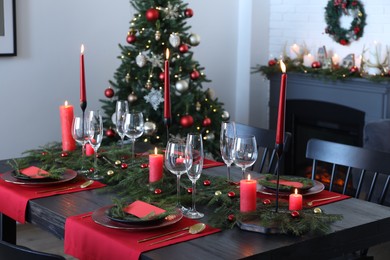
[{"left": 274, "top": 143, "right": 284, "bottom": 213}]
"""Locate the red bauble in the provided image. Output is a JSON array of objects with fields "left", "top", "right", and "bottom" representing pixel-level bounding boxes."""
[
  {"left": 104, "top": 87, "right": 114, "bottom": 98},
  {"left": 202, "top": 117, "right": 212, "bottom": 127},
  {"left": 203, "top": 180, "right": 211, "bottom": 186},
  {"left": 61, "top": 152, "right": 68, "bottom": 157},
  {"left": 184, "top": 8, "right": 194, "bottom": 17},
  {"left": 291, "top": 211, "right": 300, "bottom": 218},
  {"left": 105, "top": 128, "right": 115, "bottom": 138},
  {"left": 268, "top": 59, "right": 277, "bottom": 66},
  {"left": 190, "top": 70, "right": 200, "bottom": 80},
  {"left": 145, "top": 8, "right": 159, "bottom": 22},
  {"left": 263, "top": 199, "right": 271, "bottom": 205},
  {"left": 187, "top": 188, "right": 193, "bottom": 194},
  {"left": 121, "top": 163, "right": 128, "bottom": 169},
  {"left": 227, "top": 191, "right": 235, "bottom": 198},
  {"left": 311, "top": 61, "right": 321, "bottom": 69},
  {"left": 154, "top": 188, "right": 162, "bottom": 194},
  {"left": 179, "top": 44, "right": 189, "bottom": 53},
  {"left": 126, "top": 34, "right": 136, "bottom": 44},
  {"left": 227, "top": 214, "right": 235, "bottom": 222},
  {"left": 41, "top": 152, "right": 48, "bottom": 156},
  {"left": 340, "top": 39, "right": 348, "bottom": 46},
  {"left": 350, "top": 66, "right": 359, "bottom": 74},
  {"left": 159, "top": 72, "right": 165, "bottom": 81},
  {"left": 140, "top": 163, "right": 149, "bottom": 169},
  {"left": 180, "top": 115, "right": 194, "bottom": 128}
]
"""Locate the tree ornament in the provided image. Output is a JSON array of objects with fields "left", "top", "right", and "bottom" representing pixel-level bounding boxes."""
[
  {"left": 202, "top": 117, "right": 212, "bottom": 127},
  {"left": 175, "top": 80, "right": 189, "bottom": 93},
  {"left": 144, "top": 121, "right": 157, "bottom": 135},
  {"left": 107, "top": 170, "right": 114, "bottom": 176},
  {"left": 140, "top": 163, "right": 149, "bottom": 169},
  {"left": 203, "top": 179, "right": 211, "bottom": 186},
  {"left": 126, "top": 34, "right": 136, "bottom": 44},
  {"left": 179, "top": 44, "right": 189, "bottom": 53},
  {"left": 105, "top": 128, "right": 115, "bottom": 138},
  {"left": 268, "top": 59, "right": 277, "bottom": 66},
  {"left": 185, "top": 8, "right": 194, "bottom": 18},
  {"left": 188, "top": 33, "right": 201, "bottom": 46},
  {"left": 324, "top": 0, "right": 366, "bottom": 45},
  {"left": 350, "top": 65, "right": 359, "bottom": 74},
  {"left": 41, "top": 152, "right": 48, "bottom": 156},
  {"left": 311, "top": 61, "right": 321, "bottom": 69},
  {"left": 145, "top": 8, "right": 159, "bottom": 22},
  {"left": 159, "top": 72, "right": 165, "bottom": 81},
  {"left": 263, "top": 199, "right": 271, "bottom": 205},
  {"left": 125, "top": 73, "right": 131, "bottom": 83},
  {"left": 221, "top": 110, "right": 230, "bottom": 121},
  {"left": 187, "top": 187, "right": 193, "bottom": 194},
  {"left": 227, "top": 191, "right": 236, "bottom": 198},
  {"left": 121, "top": 163, "right": 128, "bottom": 169},
  {"left": 190, "top": 69, "right": 200, "bottom": 80},
  {"left": 144, "top": 88, "right": 164, "bottom": 111},
  {"left": 61, "top": 152, "right": 68, "bottom": 157},
  {"left": 314, "top": 207, "right": 323, "bottom": 214},
  {"left": 145, "top": 80, "right": 153, "bottom": 90},
  {"left": 89, "top": 168, "right": 95, "bottom": 173},
  {"left": 104, "top": 87, "right": 115, "bottom": 98},
  {"left": 155, "top": 30, "right": 161, "bottom": 41},
  {"left": 164, "top": 2, "right": 180, "bottom": 20},
  {"left": 291, "top": 211, "right": 300, "bottom": 218},
  {"left": 180, "top": 114, "right": 194, "bottom": 128},
  {"left": 115, "top": 160, "right": 122, "bottom": 166},
  {"left": 227, "top": 214, "right": 235, "bottom": 222},
  {"left": 214, "top": 190, "right": 222, "bottom": 196},
  {"left": 154, "top": 188, "right": 162, "bottom": 194},
  {"left": 196, "top": 102, "right": 201, "bottom": 111},
  {"left": 169, "top": 33, "right": 181, "bottom": 48},
  {"left": 136, "top": 53, "right": 147, "bottom": 67},
  {"left": 128, "top": 92, "right": 138, "bottom": 103},
  {"left": 148, "top": 54, "right": 163, "bottom": 68}
]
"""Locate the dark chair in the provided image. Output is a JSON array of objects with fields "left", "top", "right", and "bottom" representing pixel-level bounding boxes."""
[
  {"left": 0, "top": 240, "right": 65, "bottom": 260},
  {"left": 235, "top": 123, "right": 291, "bottom": 174}
]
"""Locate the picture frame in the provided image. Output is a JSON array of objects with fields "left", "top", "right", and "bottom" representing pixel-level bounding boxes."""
[{"left": 0, "top": 0, "right": 16, "bottom": 56}]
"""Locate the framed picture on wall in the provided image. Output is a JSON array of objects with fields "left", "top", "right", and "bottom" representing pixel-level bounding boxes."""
[{"left": 0, "top": 0, "right": 16, "bottom": 56}]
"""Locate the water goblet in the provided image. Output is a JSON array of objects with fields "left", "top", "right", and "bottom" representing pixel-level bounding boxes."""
[
  {"left": 115, "top": 100, "right": 129, "bottom": 148},
  {"left": 165, "top": 138, "right": 189, "bottom": 212},
  {"left": 184, "top": 133, "right": 204, "bottom": 219},
  {"left": 71, "top": 115, "right": 90, "bottom": 174},
  {"left": 86, "top": 110, "right": 104, "bottom": 180},
  {"left": 233, "top": 135, "right": 258, "bottom": 179},
  {"left": 122, "top": 111, "right": 144, "bottom": 162},
  {"left": 220, "top": 121, "right": 236, "bottom": 181}
]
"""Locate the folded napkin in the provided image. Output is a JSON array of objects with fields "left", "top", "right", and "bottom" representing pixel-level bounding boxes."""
[
  {"left": 65, "top": 211, "right": 220, "bottom": 260},
  {"left": 124, "top": 200, "right": 166, "bottom": 217},
  {"left": 20, "top": 166, "right": 50, "bottom": 179},
  {"left": 0, "top": 170, "right": 106, "bottom": 223},
  {"left": 203, "top": 158, "right": 225, "bottom": 169}
]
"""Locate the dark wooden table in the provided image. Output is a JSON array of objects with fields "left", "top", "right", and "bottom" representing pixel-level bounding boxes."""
[{"left": 1, "top": 161, "right": 390, "bottom": 259}]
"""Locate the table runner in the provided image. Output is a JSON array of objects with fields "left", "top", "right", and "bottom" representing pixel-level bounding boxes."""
[
  {"left": 64, "top": 213, "right": 220, "bottom": 260},
  {"left": 0, "top": 172, "right": 106, "bottom": 223},
  {"left": 203, "top": 158, "right": 225, "bottom": 169}
]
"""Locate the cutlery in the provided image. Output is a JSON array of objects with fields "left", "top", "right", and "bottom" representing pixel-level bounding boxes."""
[
  {"left": 148, "top": 223, "right": 206, "bottom": 246},
  {"left": 138, "top": 223, "right": 202, "bottom": 243},
  {"left": 36, "top": 180, "right": 94, "bottom": 194},
  {"left": 306, "top": 195, "right": 341, "bottom": 206}
]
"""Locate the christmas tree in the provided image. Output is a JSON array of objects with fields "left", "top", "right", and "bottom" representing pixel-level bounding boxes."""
[{"left": 100, "top": 0, "right": 228, "bottom": 158}]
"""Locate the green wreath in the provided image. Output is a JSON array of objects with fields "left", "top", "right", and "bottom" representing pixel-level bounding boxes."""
[{"left": 325, "top": 0, "right": 366, "bottom": 45}]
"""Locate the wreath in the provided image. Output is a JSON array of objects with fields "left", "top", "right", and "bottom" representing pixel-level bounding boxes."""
[{"left": 324, "top": 0, "right": 366, "bottom": 45}]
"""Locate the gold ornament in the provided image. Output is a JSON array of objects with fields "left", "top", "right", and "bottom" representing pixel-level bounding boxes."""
[
  {"left": 128, "top": 92, "right": 138, "bottom": 103},
  {"left": 155, "top": 30, "right": 161, "bottom": 41},
  {"left": 214, "top": 190, "right": 222, "bottom": 196},
  {"left": 115, "top": 160, "right": 122, "bottom": 166},
  {"left": 313, "top": 207, "right": 322, "bottom": 214},
  {"left": 125, "top": 73, "right": 131, "bottom": 83},
  {"left": 145, "top": 80, "right": 153, "bottom": 90},
  {"left": 107, "top": 170, "right": 114, "bottom": 176},
  {"left": 196, "top": 101, "right": 201, "bottom": 111}
]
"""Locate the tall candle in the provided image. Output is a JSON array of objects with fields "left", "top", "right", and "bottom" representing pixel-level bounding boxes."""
[
  {"left": 163, "top": 48, "right": 171, "bottom": 125},
  {"left": 59, "top": 101, "right": 76, "bottom": 151},
  {"left": 149, "top": 147, "right": 164, "bottom": 183},
  {"left": 289, "top": 188, "right": 302, "bottom": 211},
  {"left": 303, "top": 53, "right": 315, "bottom": 67},
  {"left": 276, "top": 60, "right": 287, "bottom": 145},
  {"left": 80, "top": 44, "right": 87, "bottom": 111},
  {"left": 240, "top": 174, "right": 257, "bottom": 212}
]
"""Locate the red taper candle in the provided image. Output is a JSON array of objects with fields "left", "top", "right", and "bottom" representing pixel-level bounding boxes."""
[
  {"left": 80, "top": 44, "right": 87, "bottom": 111},
  {"left": 164, "top": 48, "right": 171, "bottom": 125},
  {"left": 276, "top": 60, "right": 287, "bottom": 145}
]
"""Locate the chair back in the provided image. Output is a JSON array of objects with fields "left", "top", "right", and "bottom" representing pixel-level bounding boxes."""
[
  {"left": 305, "top": 138, "right": 390, "bottom": 205},
  {"left": 0, "top": 240, "right": 65, "bottom": 260},
  {"left": 235, "top": 123, "right": 291, "bottom": 174}
]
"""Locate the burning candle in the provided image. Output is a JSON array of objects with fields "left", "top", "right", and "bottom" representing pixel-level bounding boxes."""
[
  {"left": 289, "top": 188, "right": 302, "bottom": 211},
  {"left": 80, "top": 44, "right": 87, "bottom": 111},
  {"left": 276, "top": 60, "right": 287, "bottom": 145},
  {"left": 240, "top": 174, "right": 257, "bottom": 212},
  {"left": 163, "top": 48, "right": 171, "bottom": 125},
  {"left": 59, "top": 101, "right": 76, "bottom": 151},
  {"left": 303, "top": 53, "right": 315, "bottom": 67},
  {"left": 149, "top": 147, "right": 164, "bottom": 183},
  {"left": 290, "top": 43, "right": 300, "bottom": 59},
  {"left": 85, "top": 143, "right": 94, "bottom": 156}
]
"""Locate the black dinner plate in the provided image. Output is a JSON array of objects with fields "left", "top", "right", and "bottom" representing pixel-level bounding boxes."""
[
  {"left": 1, "top": 169, "right": 77, "bottom": 186},
  {"left": 258, "top": 174, "right": 316, "bottom": 192},
  {"left": 105, "top": 205, "right": 167, "bottom": 225}
]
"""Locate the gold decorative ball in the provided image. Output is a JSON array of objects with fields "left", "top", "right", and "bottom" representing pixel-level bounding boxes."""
[
  {"left": 214, "top": 190, "right": 222, "bottom": 196},
  {"left": 115, "top": 160, "right": 122, "bottom": 166},
  {"left": 313, "top": 207, "right": 322, "bottom": 214},
  {"left": 107, "top": 170, "right": 114, "bottom": 176}
]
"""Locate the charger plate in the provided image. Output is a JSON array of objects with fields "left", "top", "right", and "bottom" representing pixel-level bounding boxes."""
[
  {"left": 1, "top": 169, "right": 77, "bottom": 186},
  {"left": 257, "top": 180, "right": 325, "bottom": 196}
]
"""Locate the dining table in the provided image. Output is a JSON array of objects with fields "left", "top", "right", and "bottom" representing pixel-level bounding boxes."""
[{"left": 1, "top": 158, "right": 390, "bottom": 260}]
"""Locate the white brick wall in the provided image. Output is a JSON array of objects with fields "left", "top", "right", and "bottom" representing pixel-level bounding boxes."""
[{"left": 269, "top": 0, "right": 390, "bottom": 62}]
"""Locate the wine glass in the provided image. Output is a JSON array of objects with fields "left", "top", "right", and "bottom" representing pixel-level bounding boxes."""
[
  {"left": 71, "top": 115, "right": 90, "bottom": 173},
  {"left": 233, "top": 135, "right": 258, "bottom": 179},
  {"left": 185, "top": 133, "right": 204, "bottom": 219},
  {"left": 115, "top": 100, "right": 129, "bottom": 148},
  {"left": 122, "top": 111, "right": 144, "bottom": 162},
  {"left": 165, "top": 138, "right": 189, "bottom": 211},
  {"left": 220, "top": 121, "right": 236, "bottom": 181},
  {"left": 86, "top": 110, "right": 104, "bottom": 180}
]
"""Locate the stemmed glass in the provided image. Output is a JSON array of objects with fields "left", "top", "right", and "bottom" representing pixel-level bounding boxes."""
[
  {"left": 86, "top": 110, "right": 104, "bottom": 180},
  {"left": 185, "top": 133, "right": 204, "bottom": 219},
  {"left": 71, "top": 115, "right": 90, "bottom": 173},
  {"left": 233, "top": 135, "right": 258, "bottom": 179},
  {"left": 122, "top": 111, "right": 144, "bottom": 162},
  {"left": 165, "top": 138, "right": 189, "bottom": 212},
  {"left": 220, "top": 121, "right": 236, "bottom": 181},
  {"left": 115, "top": 100, "right": 129, "bottom": 148}
]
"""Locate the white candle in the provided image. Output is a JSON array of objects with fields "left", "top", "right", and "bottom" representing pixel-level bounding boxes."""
[
  {"left": 303, "top": 54, "right": 314, "bottom": 67},
  {"left": 332, "top": 54, "right": 340, "bottom": 66},
  {"left": 290, "top": 44, "right": 300, "bottom": 59}
]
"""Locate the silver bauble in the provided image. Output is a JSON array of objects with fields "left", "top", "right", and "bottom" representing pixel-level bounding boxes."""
[
  {"left": 128, "top": 92, "right": 138, "bottom": 103},
  {"left": 188, "top": 33, "right": 201, "bottom": 46},
  {"left": 222, "top": 110, "right": 230, "bottom": 121},
  {"left": 144, "top": 121, "right": 157, "bottom": 136},
  {"left": 169, "top": 33, "right": 181, "bottom": 48},
  {"left": 175, "top": 80, "right": 189, "bottom": 93},
  {"left": 136, "top": 53, "right": 147, "bottom": 67}
]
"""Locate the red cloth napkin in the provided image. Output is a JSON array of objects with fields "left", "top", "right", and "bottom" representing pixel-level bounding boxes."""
[
  {"left": 64, "top": 213, "right": 220, "bottom": 260},
  {"left": 203, "top": 158, "right": 224, "bottom": 169},
  {"left": 0, "top": 172, "right": 106, "bottom": 223}
]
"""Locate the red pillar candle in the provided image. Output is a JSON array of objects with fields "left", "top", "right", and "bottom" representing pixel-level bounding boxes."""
[
  {"left": 276, "top": 60, "right": 287, "bottom": 145},
  {"left": 149, "top": 147, "right": 164, "bottom": 183},
  {"left": 59, "top": 101, "right": 76, "bottom": 151},
  {"left": 80, "top": 44, "right": 87, "bottom": 110},
  {"left": 163, "top": 48, "right": 171, "bottom": 123},
  {"left": 240, "top": 174, "right": 257, "bottom": 212},
  {"left": 85, "top": 143, "right": 94, "bottom": 156},
  {"left": 289, "top": 188, "right": 302, "bottom": 211}
]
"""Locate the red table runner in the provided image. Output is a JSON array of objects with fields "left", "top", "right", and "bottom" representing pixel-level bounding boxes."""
[
  {"left": 0, "top": 172, "right": 106, "bottom": 223},
  {"left": 64, "top": 213, "right": 220, "bottom": 260},
  {"left": 203, "top": 158, "right": 225, "bottom": 169}
]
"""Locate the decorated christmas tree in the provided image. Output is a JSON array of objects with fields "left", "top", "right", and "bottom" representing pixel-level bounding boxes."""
[{"left": 100, "top": 0, "right": 227, "bottom": 158}]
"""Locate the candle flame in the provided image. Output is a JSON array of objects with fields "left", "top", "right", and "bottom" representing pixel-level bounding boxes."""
[
  {"left": 81, "top": 44, "right": 85, "bottom": 54},
  {"left": 64, "top": 100, "right": 68, "bottom": 106},
  {"left": 247, "top": 174, "right": 251, "bottom": 181},
  {"left": 154, "top": 147, "right": 158, "bottom": 154},
  {"left": 165, "top": 48, "right": 170, "bottom": 60},
  {"left": 294, "top": 188, "right": 298, "bottom": 195},
  {"left": 280, "top": 60, "right": 286, "bottom": 73}
]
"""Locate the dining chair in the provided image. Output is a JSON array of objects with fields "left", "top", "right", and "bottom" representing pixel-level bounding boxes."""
[
  {"left": 235, "top": 123, "right": 291, "bottom": 174},
  {"left": 0, "top": 240, "right": 65, "bottom": 260}
]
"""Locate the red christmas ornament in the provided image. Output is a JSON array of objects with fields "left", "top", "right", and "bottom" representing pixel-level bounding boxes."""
[
  {"left": 61, "top": 152, "right": 68, "bottom": 157},
  {"left": 89, "top": 168, "right": 95, "bottom": 173},
  {"left": 290, "top": 211, "right": 300, "bottom": 218},
  {"left": 121, "top": 163, "right": 128, "bottom": 169},
  {"left": 268, "top": 59, "right": 277, "bottom": 66},
  {"left": 190, "top": 70, "right": 200, "bottom": 80},
  {"left": 354, "top": 27, "right": 360, "bottom": 34},
  {"left": 180, "top": 115, "right": 194, "bottom": 128},
  {"left": 184, "top": 8, "right": 194, "bottom": 17},
  {"left": 227, "top": 191, "right": 235, "bottom": 198},
  {"left": 126, "top": 34, "right": 136, "bottom": 44},
  {"left": 154, "top": 188, "right": 162, "bottom": 194},
  {"left": 203, "top": 180, "right": 211, "bottom": 186},
  {"left": 227, "top": 214, "right": 235, "bottom": 222},
  {"left": 202, "top": 117, "right": 212, "bottom": 127},
  {"left": 311, "top": 61, "right": 321, "bottom": 69},
  {"left": 350, "top": 66, "right": 359, "bottom": 74},
  {"left": 339, "top": 39, "right": 348, "bottom": 46},
  {"left": 187, "top": 188, "right": 193, "bottom": 194},
  {"left": 104, "top": 87, "right": 114, "bottom": 98},
  {"left": 145, "top": 8, "right": 159, "bottom": 22},
  {"left": 140, "top": 163, "right": 149, "bottom": 169},
  {"left": 105, "top": 128, "right": 115, "bottom": 138},
  {"left": 263, "top": 199, "right": 271, "bottom": 205},
  {"left": 179, "top": 44, "right": 189, "bottom": 53},
  {"left": 159, "top": 72, "right": 165, "bottom": 81},
  {"left": 41, "top": 152, "right": 48, "bottom": 156}
]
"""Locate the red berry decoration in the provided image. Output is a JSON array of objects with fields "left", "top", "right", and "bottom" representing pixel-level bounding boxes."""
[
  {"left": 121, "top": 163, "right": 128, "bottom": 169},
  {"left": 268, "top": 59, "right": 277, "bottom": 66},
  {"left": 227, "top": 214, "right": 235, "bottom": 222},
  {"left": 104, "top": 87, "right": 114, "bottom": 98},
  {"left": 202, "top": 117, "right": 212, "bottom": 127},
  {"left": 263, "top": 199, "right": 271, "bottom": 205},
  {"left": 105, "top": 128, "right": 115, "bottom": 138},
  {"left": 184, "top": 8, "right": 194, "bottom": 17},
  {"left": 190, "top": 70, "right": 200, "bottom": 80},
  {"left": 145, "top": 8, "right": 159, "bottom": 22},
  {"left": 61, "top": 152, "right": 68, "bottom": 157},
  {"left": 203, "top": 180, "right": 211, "bottom": 186},
  {"left": 187, "top": 188, "right": 193, "bottom": 194},
  {"left": 350, "top": 66, "right": 359, "bottom": 74},
  {"left": 140, "top": 163, "right": 149, "bottom": 169},
  {"left": 291, "top": 211, "right": 300, "bottom": 218},
  {"left": 180, "top": 114, "right": 194, "bottom": 128},
  {"left": 159, "top": 72, "right": 165, "bottom": 81},
  {"left": 339, "top": 39, "right": 348, "bottom": 46},
  {"left": 179, "top": 44, "right": 189, "bottom": 53},
  {"left": 311, "top": 61, "right": 321, "bottom": 69},
  {"left": 227, "top": 191, "right": 236, "bottom": 198},
  {"left": 154, "top": 188, "right": 162, "bottom": 194}
]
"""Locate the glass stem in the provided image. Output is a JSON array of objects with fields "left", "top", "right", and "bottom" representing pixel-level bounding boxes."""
[
  {"left": 242, "top": 168, "right": 245, "bottom": 179},
  {"left": 226, "top": 165, "right": 231, "bottom": 181},
  {"left": 176, "top": 174, "right": 181, "bottom": 208},
  {"left": 81, "top": 143, "right": 86, "bottom": 170},
  {"left": 94, "top": 150, "right": 98, "bottom": 171},
  {"left": 131, "top": 139, "right": 135, "bottom": 162},
  {"left": 191, "top": 180, "right": 197, "bottom": 211}
]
